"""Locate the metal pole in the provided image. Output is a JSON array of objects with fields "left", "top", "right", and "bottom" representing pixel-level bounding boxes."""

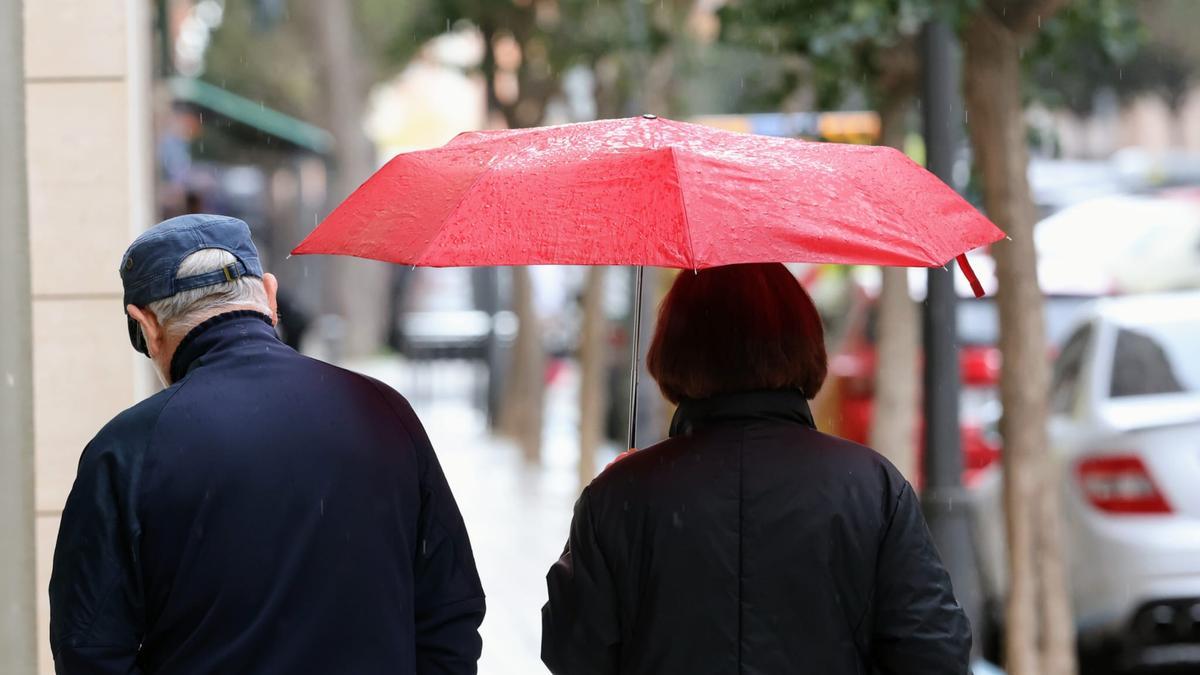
[
  {"left": 625, "top": 265, "right": 645, "bottom": 450},
  {"left": 0, "top": 0, "right": 39, "bottom": 670},
  {"left": 920, "top": 18, "right": 983, "bottom": 657},
  {"left": 155, "top": 0, "right": 172, "bottom": 77}
]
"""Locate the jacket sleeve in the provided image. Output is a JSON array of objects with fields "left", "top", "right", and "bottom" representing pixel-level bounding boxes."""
[
  {"left": 871, "top": 482, "right": 972, "bottom": 675},
  {"left": 541, "top": 488, "right": 621, "bottom": 675},
  {"left": 49, "top": 436, "right": 146, "bottom": 675},
  {"left": 410, "top": 422, "right": 486, "bottom": 674}
]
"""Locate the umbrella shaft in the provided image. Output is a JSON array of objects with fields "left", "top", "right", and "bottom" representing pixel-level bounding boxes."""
[{"left": 626, "top": 266, "right": 645, "bottom": 450}]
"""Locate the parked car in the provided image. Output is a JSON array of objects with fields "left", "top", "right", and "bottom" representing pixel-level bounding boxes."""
[
  {"left": 973, "top": 291, "right": 1200, "bottom": 672},
  {"left": 1037, "top": 191, "right": 1200, "bottom": 297},
  {"left": 819, "top": 276, "right": 1092, "bottom": 486}
]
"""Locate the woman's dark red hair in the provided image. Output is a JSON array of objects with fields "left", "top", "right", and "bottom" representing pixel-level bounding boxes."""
[{"left": 646, "top": 263, "right": 826, "bottom": 404}]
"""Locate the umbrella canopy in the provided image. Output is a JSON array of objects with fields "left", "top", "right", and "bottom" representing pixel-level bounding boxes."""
[{"left": 292, "top": 115, "right": 1003, "bottom": 288}]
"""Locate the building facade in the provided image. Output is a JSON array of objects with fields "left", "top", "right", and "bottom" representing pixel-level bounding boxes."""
[{"left": 4, "top": 1, "right": 154, "bottom": 672}]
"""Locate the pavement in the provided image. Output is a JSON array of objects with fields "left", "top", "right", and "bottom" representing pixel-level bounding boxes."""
[{"left": 348, "top": 356, "right": 615, "bottom": 675}]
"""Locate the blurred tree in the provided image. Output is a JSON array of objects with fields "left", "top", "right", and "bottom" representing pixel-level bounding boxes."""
[
  {"left": 202, "top": 1, "right": 320, "bottom": 121},
  {"left": 871, "top": 42, "right": 921, "bottom": 485},
  {"left": 297, "top": 0, "right": 390, "bottom": 358},
  {"left": 1133, "top": 0, "right": 1200, "bottom": 117},
  {"left": 578, "top": 266, "right": 608, "bottom": 486},
  {"left": 1025, "top": 0, "right": 1146, "bottom": 117},
  {"left": 1026, "top": 0, "right": 1197, "bottom": 149},
  {"left": 961, "top": 3, "right": 1069, "bottom": 671}
]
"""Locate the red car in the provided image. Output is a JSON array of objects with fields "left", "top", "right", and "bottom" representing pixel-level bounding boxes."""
[{"left": 818, "top": 282, "right": 1092, "bottom": 487}]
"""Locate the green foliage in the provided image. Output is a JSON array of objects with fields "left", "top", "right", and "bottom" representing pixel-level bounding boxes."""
[
  {"left": 202, "top": 0, "right": 321, "bottom": 121},
  {"left": 719, "top": 0, "right": 1169, "bottom": 119},
  {"left": 357, "top": 0, "right": 446, "bottom": 77},
  {"left": 718, "top": 0, "right": 939, "bottom": 109},
  {"left": 1025, "top": 0, "right": 1199, "bottom": 115},
  {"left": 202, "top": 0, "right": 441, "bottom": 124},
  {"left": 674, "top": 43, "right": 804, "bottom": 116},
  {"left": 1024, "top": 0, "right": 1145, "bottom": 115}
]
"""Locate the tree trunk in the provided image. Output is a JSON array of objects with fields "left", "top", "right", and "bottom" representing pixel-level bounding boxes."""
[
  {"left": 480, "top": 29, "right": 555, "bottom": 461},
  {"left": 1036, "top": 458, "right": 1075, "bottom": 675},
  {"left": 869, "top": 83, "right": 919, "bottom": 483},
  {"left": 964, "top": 9, "right": 1076, "bottom": 675},
  {"left": 641, "top": 47, "right": 676, "bottom": 115},
  {"left": 578, "top": 267, "right": 609, "bottom": 487},
  {"left": 498, "top": 266, "right": 545, "bottom": 462},
  {"left": 303, "top": 0, "right": 391, "bottom": 357}
]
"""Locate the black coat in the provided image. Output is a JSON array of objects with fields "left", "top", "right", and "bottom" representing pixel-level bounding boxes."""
[
  {"left": 49, "top": 311, "right": 485, "bottom": 675},
  {"left": 542, "top": 389, "right": 970, "bottom": 675}
]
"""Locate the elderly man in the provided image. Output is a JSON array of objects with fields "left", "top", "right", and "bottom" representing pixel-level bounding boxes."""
[{"left": 49, "top": 214, "right": 485, "bottom": 674}]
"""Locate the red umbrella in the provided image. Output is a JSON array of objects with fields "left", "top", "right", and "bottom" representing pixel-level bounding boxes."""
[
  {"left": 294, "top": 115, "right": 1000, "bottom": 278},
  {"left": 293, "top": 115, "right": 1004, "bottom": 444}
]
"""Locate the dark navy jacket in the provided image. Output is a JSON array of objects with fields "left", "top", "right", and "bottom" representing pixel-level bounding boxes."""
[
  {"left": 543, "top": 390, "right": 970, "bottom": 675},
  {"left": 50, "top": 311, "right": 485, "bottom": 674}
]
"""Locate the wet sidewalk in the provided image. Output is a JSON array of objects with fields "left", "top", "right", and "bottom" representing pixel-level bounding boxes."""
[{"left": 349, "top": 357, "right": 612, "bottom": 675}]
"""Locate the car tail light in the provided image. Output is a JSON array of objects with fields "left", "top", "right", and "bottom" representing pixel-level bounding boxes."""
[
  {"left": 961, "top": 347, "right": 1001, "bottom": 386},
  {"left": 962, "top": 425, "right": 1001, "bottom": 472},
  {"left": 1076, "top": 455, "right": 1172, "bottom": 515}
]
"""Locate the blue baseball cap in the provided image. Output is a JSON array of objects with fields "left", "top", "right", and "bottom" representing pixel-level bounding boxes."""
[{"left": 120, "top": 214, "right": 264, "bottom": 355}]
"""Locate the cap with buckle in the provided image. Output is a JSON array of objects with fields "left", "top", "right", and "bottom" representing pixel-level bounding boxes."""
[{"left": 120, "top": 214, "right": 264, "bottom": 355}]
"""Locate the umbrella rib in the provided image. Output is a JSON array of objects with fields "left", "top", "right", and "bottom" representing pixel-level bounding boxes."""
[
  {"left": 667, "top": 147, "right": 698, "bottom": 269},
  {"left": 413, "top": 156, "right": 503, "bottom": 267},
  {"left": 840, "top": 147, "right": 943, "bottom": 266}
]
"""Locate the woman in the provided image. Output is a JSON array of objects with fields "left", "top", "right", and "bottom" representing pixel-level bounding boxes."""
[{"left": 541, "top": 263, "right": 970, "bottom": 674}]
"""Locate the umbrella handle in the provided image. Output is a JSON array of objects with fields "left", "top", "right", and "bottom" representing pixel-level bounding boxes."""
[{"left": 626, "top": 265, "right": 645, "bottom": 451}]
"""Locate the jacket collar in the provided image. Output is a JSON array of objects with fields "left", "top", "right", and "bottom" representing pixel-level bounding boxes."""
[
  {"left": 669, "top": 389, "right": 817, "bottom": 437},
  {"left": 169, "top": 310, "right": 277, "bottom": 383}
]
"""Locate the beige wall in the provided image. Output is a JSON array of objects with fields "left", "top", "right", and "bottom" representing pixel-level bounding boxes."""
[{"left": 23, "top": 0, "right": 153, "bottom": 672}]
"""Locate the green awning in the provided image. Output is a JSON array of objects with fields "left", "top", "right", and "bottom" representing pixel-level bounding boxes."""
[{"left": 169, "top": 77, "right": 333, "bottom": 155}]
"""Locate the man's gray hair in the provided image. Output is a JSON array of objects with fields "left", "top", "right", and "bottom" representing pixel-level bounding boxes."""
[{"left": 147, "top": 248, "right": 270, "bottom": 339}]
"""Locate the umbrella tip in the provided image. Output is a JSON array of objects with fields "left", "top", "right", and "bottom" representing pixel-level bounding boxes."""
[{"left": 641, "top": 113, "right": 658, "bottom": 120}]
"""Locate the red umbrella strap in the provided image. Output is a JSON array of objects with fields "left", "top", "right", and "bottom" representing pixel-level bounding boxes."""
[{"left": 956, "top": 254, "right": 985, "bottom": 298}]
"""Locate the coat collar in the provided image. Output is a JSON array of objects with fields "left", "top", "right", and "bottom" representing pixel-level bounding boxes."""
[
  {"left": 169, "top": 310, "right": 278, "bottom": 383},
  {"left": 668, "top": 389, "right": 817, "bottom": 438}
]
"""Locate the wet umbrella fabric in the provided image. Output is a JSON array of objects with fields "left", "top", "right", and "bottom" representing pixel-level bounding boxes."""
[{"left": 292, "top": 115, "right": 1003, "bottom": 288}]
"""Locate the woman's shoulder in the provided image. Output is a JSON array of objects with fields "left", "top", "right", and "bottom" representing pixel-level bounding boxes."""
[
  {"left": 588, "top": 434, "right": 695, "bottom": 487},
  {"left": 590, "top": 426, "right": 905, "bottom": 491}
]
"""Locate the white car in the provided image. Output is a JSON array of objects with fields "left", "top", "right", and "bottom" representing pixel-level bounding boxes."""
[{"left": 973, "top": 291, "right": 1200, "bottom": 672}]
